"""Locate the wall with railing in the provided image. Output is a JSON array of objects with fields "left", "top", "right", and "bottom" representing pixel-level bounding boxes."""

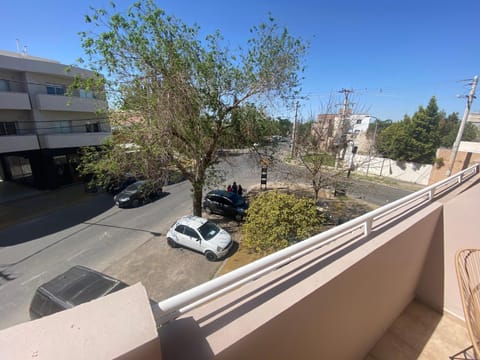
[
  {"left": 156, "top": 165, "right": 479, "bottom": 359},
  {"left": 0, "top": 165, "right": 478, "bottom": 359}
]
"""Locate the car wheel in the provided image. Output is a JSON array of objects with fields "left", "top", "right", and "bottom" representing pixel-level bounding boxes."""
[
  {"left": 205, "top": 251, "right": 217, "bottom": 262},
  {"left": 204, "top": 206, "right": 212, "bottom": 215},
  {"left": 167, "top": 237, "right": 178, "bottom": 248},
  {"left": 131, "top": 198, "right": 141, "bottom": 208}
]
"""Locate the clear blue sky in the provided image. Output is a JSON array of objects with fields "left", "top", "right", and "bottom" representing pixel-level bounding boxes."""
[{"left": 1, "top": 0, "right": 479, "bottom": 121}]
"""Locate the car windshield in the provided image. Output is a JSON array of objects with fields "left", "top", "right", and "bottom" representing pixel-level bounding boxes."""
[
  {"left": 125, "top": 181, "right": 143, "bottom": 192},
  {"left": 198, "top": 221, "right": 220, "bottom": 240}
]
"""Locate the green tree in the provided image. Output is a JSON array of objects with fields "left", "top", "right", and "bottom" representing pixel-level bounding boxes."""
[
  {"left": 78, "top": 1, "right": 307, "bottom": 216},
  {"left": 276, "top": 117, "right": 292, "bottom": 137},
  {"left": 222, "top": 103, "right": 280, "bottom": 148},
  {"left": 404, "top": 96, "right": 441, "bottom": 163},
  {"left": 242, "top": 191, "right": 324, "bottom": 255},
  {"left": 376, "top": 97, "right": 441, "bottom": 164},
  {"left": 376, "top": 121, "right": 411, "bottom": 161},
  {"left": 439, "top": 112, "right": 478, "bottom": 147}
]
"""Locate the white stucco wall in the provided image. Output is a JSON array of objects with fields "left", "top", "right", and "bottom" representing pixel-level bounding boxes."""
[{"left": 347, "top": 153, "right": 433, "bottom": 185}]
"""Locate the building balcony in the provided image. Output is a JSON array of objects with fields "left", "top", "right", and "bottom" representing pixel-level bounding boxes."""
[
  {"left": 36, "top": 93, "right": 107, "bottom": 113},
  {"left": 37, "top": 131, "right": 110, "bottom": 149},
  {"left": 0, "top": 91, "right": 31, "bottom": 110},
  {"left": 0, "top": 134, "right": 39, "bottom": 153},
  {"left": 1, "top": 166, "right": 479, "bottom": 359}
]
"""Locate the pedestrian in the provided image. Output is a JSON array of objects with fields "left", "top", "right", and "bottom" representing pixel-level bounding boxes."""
[
  {"left": 227, "top": 184, "right": 232, "bottom": 192},
  {"left": 232, "top": 181, "right": 238, "bottom": 194},
  {"left": 238, "top": 184, "right": 243, "bottom": 197}
]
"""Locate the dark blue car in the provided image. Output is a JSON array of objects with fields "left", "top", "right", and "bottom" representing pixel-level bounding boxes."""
[{"left": 203, "top": 189, "right": 248, "bottom": 221}]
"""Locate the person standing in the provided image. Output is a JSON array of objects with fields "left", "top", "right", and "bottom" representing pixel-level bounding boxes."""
[
  {"left": 227, "top": 184, "right": 232, "bottom": 192},
  {"left": 238, "top": 184, "right": 243, "bottom": 197},
  {"left": 232, "top": 181, "right": 238, "bottom": 194}
]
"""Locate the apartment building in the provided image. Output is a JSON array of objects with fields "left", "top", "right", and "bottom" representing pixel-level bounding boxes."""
[
  {"left": 312, "top": 112, "right": 372, "bottom": 153},
  {"left": 0, "top": 50, "right": 109, "bottom": 189}
]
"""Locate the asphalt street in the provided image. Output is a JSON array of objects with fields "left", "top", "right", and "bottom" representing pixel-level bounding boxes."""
[{"left": 0, "top": 151, "right": 417, "bottom": 330}]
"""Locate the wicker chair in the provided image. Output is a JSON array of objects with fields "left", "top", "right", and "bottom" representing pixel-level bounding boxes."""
[{"left": 455, "top": 249, "right": 480, "bottom": 358}]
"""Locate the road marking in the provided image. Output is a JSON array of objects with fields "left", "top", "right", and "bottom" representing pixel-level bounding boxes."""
[
  {"left": 67, "top": 248, "right": 88, "bottom": 261},
  {"left": 21, "top": 271, "right": 47, "bottom": 286}
]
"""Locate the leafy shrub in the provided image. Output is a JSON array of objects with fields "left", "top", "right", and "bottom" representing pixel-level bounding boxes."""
[{"left": 242, "top": 191, "right": 324, "bottom": 255}]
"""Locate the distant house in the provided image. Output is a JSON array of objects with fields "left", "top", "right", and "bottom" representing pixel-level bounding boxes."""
[
  {"left": 467, "top": 112, "right": 480, "bottom": 130},
  {"left": 312, "top": 112, "right": 372, "bottom": 153},
  {"left": 0, "top": 50, "right": 109, "bottom": 189}
]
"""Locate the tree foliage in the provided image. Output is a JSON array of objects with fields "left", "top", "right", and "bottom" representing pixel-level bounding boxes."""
[
  {"left": 374, "top": 96, "right": 477, "bottom": 164},
  {"left": 77, "top": 0, "right": 307, "bottom": 216},
  {"left": 77, "top": 121, "right": 169, "bottom": 192},
  {"left": 242, "top": 191, "right": 324, "bottom": 255},
  {"left": 438, "top": 112, "right": 478, "bottom": 147}
]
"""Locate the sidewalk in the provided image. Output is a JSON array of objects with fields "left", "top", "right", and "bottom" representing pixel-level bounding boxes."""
[{"left": 0, "top": 183, "right": 95, "bottom": 230}]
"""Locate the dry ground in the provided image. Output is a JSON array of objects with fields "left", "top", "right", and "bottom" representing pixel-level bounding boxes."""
[{"left": 206, "top": 183, "right": 376, "bottom": 277}]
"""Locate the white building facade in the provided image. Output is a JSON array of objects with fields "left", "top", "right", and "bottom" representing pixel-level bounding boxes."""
[{"left": 0, "top": 50, "right": 109, "bottom": 189}]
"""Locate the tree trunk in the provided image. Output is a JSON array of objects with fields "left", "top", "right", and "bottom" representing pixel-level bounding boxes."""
[{"left": 192, "top": 181, "right": 203, "bottom": 217}]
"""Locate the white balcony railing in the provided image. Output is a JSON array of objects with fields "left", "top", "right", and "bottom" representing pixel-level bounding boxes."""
[{"left": 153, "top": 164, "right": 479, "bottom": 325}]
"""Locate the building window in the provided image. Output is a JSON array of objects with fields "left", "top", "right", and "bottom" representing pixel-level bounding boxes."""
[
  {"left": 46, "top": 84, "right": 66, "bottom": 95},
  {"left": 0, "top": 122, "right": 17, "bottom": 136},
  {"left": 356, "top": 119, "right": 362, "bottom": 124},
  {"left": 85, "top": 122, "right": 100, "bottom": 132},
  {"left": 5, "top": 156, "right": 32, "bottom": 179},
  {"left": 55, "top": 121, "right": 71, "bottom": 134},
  {"left": 0, "top": 79, "right": 10, "bottom": 92},
  {"left": 79, "top": 89, "right": 94, "bottom": 99}
]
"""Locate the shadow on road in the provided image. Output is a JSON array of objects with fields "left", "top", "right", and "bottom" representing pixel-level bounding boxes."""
[{"left": 0, "top": 193, "right": 114, "bottom": 247}]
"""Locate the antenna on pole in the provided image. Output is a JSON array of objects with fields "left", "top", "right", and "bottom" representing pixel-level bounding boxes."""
[{"left": 16, "top": 39, "right": 20, "bottom": 54}]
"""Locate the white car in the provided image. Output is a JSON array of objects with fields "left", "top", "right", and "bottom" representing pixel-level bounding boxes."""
[{"left": 166, "top": 216, "right": 233, "bottom": 261}]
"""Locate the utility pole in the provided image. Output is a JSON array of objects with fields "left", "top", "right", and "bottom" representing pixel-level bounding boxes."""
[
  {"left": 366, "top": 117, "right": 379, "bottom": 176},
  {"left": 446, "top": 75, "right": 478, "bottom": 177},
  {"left": 291, "top": 101, "right": 299, "bottom": 157}
]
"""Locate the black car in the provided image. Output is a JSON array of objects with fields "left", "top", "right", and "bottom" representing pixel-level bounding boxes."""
[
  {"left": 203, "top": 189, "right": 248, "bottom": 221},
  {"left": 29, "top": 265, "right": 129, "bottom": 320},
  {"left": 113, "top": 180, "right": 162, "bottom": 208},
  {"left": 105, "top": 174, "right": 137, "bottom": 195}
]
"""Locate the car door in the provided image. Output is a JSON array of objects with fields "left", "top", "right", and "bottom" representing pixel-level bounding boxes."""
[
  {"left": 216, "top": 196, "right": 231, "bottom": 215},
  {"left": 209, "top": 195, "right": 223, "bottom": 213},
  {"left": 222, "top": 197, "right": 235, "bottom": 216},
  {"left": 173, "top": 224, "right": 189, "bottom": 247},
  {"left": 182, "top": 225, "right": 203, "bottom": 252}
]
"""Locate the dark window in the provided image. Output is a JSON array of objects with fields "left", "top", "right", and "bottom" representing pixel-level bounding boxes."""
[
  {"left": 183, "top": 226, "right": 200, "bottom": 239},
  {"left": 30, "top": 292, "right": 49, "bottom": 316},
  {"left": 175, "top": 224, "right": 186, "bottom": 234},
  {"left": 46, "top": 84, "right": 66, "bottom": 95},
  {"left": 198, "top": 221, "right": 220, "bottom": 240},
  {"left": 0, "top": 122, "right": 17, "bottom": 136},
  {"left": 356, "top": 119, "right": 362, "bottom": 124},
  {"left": 85, "top": 123, "right": 100, "bottom": 132},
  {"left": 209, "top": 195, "right": 222, "bottom": 203},
  {"left": 218, "top": 197, "right": 232, "bottom": 206},
  {"left": 0, "top": 79, "right": 10, "bottom": 92}
]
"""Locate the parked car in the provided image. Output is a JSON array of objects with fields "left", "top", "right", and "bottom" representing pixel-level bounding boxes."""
[
  {"left": 105, "top": 174, "right": 137, "bottom": 195},
  {"left": 113, "top": 180, "right": 162, "bottom": 208},
  {"left": 203, "top": 189, "right": 248, "bottom": 221},
  {"left": 166, "top": 216, "right": 233, "bottom": 261},
  {"left": 29, "top": 265, "right": 129, "bottom": 320}
]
